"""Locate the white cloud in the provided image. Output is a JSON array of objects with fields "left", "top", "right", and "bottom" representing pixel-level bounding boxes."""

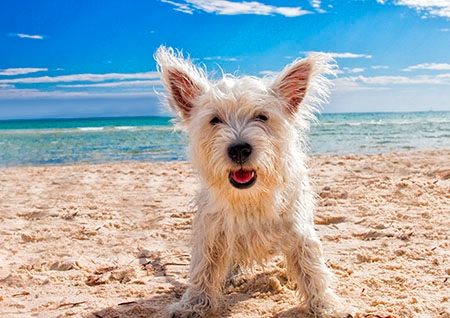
[
  {"left": 393, "top": 0, "right": 450, "bottom": 18},
  {"left": 304, "top": 51, "right": 373, "bottom": 59},
  {"left": 327, "top": 52, "right": 373, "bottom": 59},
  {"left": 310, "top": 0, "right": 321, "bottom": 9},
  {"left": 309, "top": 0, "right": 326, "bottom": 13},
  {"left": 0, "top": 72, "right": 162, "bottom": 99},
  {"left": 0, "top": 68, "right": 48, "bottom": 76},
  {"left": 329, "top": 83, "right": 450, "bottom": 113},
  {"left": 0, "top": 85, "right": 158, "bottom": 99},
  {"left": 203, "top": 56, "right": 238, "bottom": 61},
  {"left": 9, "top": 33, "right": 44, "bottom": 40},
  {"left": 403, "top": 62, "right": 450, "bottom": 71},
  {"left": 161, "top": 0, "right": 194, "bottom": 14},
  {"left": 332, "top": 77, "right": 384, "bottom": 92},
  {"left": 0, "top": 87, "right": 84, "bottom": 99},
  {"left": 58, "top": 80, "right": 160, "bottom": 88},
  {"left": 162, "top": 0, "right": 312, "bottom": 17},
  {"left": 334, "top": 73, "right": 450, "bottom": 92},
  {"left": 0, "top": 72, "right": 160, "bottom": 84},
  {"left": 371, "top": 65, "right": 389, "bottom": 70},
  {"left": 274, "top": 6, "right": 310, "bottom": 17},
  {"left": 259, "top": 70, "right": 278, "bottom": 76},
  {"left": 343, "top": 67, "right": 365, "bottom": 73}
]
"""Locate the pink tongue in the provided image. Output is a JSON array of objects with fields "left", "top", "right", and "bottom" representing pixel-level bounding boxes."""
[{"left": 233, "top": 169, "right": 253, "bottom": 184}]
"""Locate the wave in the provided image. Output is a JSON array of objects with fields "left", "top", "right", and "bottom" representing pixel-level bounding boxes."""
[
  {"left": 77, "top": 125, "right": 175, "bottom": 132},
  {"left": 0, "top": 125, "right": 175, "bottom": 135},
  {"left": 113, "top": 126, "right": 138, "bottom": 131},
  {"left": 77, "top": 127, "right": 105, "bottom": 132},
  {"left": 316, "top": 118, "right": 450, "bottom": 127}
]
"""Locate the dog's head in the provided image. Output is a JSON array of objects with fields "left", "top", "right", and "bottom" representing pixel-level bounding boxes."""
[{"left": 155, "top": 46, "right": 335, "bottom": 196}]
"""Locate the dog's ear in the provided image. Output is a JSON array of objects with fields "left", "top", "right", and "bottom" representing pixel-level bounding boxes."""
[
  {"left": 155, "top": 46, "right": 207, "bottom": 120},
  {"left": 271, "top": 57, "right": 314, "bottom": 115}
]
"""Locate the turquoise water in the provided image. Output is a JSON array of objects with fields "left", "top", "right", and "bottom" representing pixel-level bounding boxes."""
[
  {"left": 1, "top": 112, "right": 449, "bottom": 167},
  {"left": 312, "top": 111, "right": 450, "bottom": 155}
]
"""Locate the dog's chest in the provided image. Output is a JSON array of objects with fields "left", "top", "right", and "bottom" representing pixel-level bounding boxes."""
[{"left": 227, "top": 213, "right": 290, "bottom": 261}]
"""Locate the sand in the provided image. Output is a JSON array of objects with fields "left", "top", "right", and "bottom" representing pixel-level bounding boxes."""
[{"left": 1, "top": 150, "right": 449, "bottom": 317}]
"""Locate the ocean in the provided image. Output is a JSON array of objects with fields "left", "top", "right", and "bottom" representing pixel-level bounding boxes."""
[{"left": 1, "top": 111, "right": 449, "bottom": 167}]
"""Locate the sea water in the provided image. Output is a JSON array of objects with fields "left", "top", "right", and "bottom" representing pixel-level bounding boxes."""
[{"left": 1, "top": 111, "right": 449, "bottom": 167}]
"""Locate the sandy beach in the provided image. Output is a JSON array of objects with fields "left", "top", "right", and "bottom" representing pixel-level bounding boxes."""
[{"left": 1, "top": 150, "right": 449, "bottom": 317}]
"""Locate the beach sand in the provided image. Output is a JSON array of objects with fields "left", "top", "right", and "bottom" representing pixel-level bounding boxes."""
[{"left": 1, "top": 150, "right": 449, "bottom": 317}]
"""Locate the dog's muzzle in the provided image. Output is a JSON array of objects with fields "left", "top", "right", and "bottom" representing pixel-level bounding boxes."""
[{"left": 227, "top": 143, "right": 256, "bottom": 189}]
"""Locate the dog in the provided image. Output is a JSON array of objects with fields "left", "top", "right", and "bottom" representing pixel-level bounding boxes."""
[{"left": 156, "top": 46, "right": 344, "bottom": 317}]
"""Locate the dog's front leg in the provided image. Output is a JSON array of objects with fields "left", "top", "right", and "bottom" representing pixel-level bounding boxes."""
[
  {"left": 170, "top": 230, "right": 229, "bottom": 318},
  {"left": 285, "top": 230, "right": 342, "bottom": 316}
]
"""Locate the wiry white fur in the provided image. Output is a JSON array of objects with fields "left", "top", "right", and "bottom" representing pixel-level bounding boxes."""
[{"left": 155, "top": 46, "right": 346, "bottom": 317}]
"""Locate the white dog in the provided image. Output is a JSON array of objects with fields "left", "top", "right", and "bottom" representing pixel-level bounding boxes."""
[{"left": 156, "top": 46, "right": 344, "bottom": 317}]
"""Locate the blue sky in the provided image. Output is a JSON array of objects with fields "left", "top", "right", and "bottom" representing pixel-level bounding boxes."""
[{"left": 1, "top": 0, "right": 450, "bottom": 119}]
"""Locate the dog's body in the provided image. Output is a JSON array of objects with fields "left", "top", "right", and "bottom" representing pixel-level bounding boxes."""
[{"left": 156, "top": 46, "right": 343, "bottom": 317}]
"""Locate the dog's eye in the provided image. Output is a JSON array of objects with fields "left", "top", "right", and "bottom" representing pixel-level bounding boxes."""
[
  {"left": 256, "top": 114, "right": 268, "bottom": 122},
  {"left": 210, "top": 116, "right": 223, "bottom": 125}
]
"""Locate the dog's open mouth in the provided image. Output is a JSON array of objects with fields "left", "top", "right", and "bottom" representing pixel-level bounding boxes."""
[{"left": 229, "top": 169, "right": 256, "bottom": 189}]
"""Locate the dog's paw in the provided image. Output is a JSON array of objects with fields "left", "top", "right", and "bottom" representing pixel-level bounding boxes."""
[
  {"left": 225, "top": 263, "right": 249, "bottom": 288},
  {"left": 170, "top": 311, "right": 201, "bottom": 318},
  {"left": 168, "top": 294, "right": 215, "bottom": 318},
  {"left": 170, "top": 312, "right": 199, "bottom": 318},
  {"left": 312, "top": 306, "right": 356, "bottom": 318},
  {"left": 308, "top": 291, "right": 355, "bottom": 317},
  {"left": 169, "top": 303, "right": 202, "bottom": 318},
  {"left": 228, "top": 275, "right": 247, "bottom": 288}
]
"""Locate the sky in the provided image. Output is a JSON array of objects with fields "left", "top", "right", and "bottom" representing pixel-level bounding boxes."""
[{"left": 1, "top": 0, "right": 450, "bottom": 119}]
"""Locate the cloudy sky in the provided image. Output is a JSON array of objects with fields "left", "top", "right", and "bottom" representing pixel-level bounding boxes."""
[{"left": 1, "top": 0, "right": 450, "bottom": 119}]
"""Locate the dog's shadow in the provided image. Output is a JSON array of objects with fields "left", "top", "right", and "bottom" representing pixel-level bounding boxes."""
[
  {"left": 87, "top": 275, "right": 183, "bottom": 318},
  {"left": 87, "top": 271, "right": 312, "bottom": 318}
]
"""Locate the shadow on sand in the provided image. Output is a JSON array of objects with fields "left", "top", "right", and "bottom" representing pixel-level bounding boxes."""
[{"left": 87, "top": 271, "right": 313, "bottom": 318}]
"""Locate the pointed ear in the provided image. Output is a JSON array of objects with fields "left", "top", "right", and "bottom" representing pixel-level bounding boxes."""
[
  {"left": 155, "top": 46, "right": 207, "bottom": 120},
  {"left": 271, "top": 57, "right": 314, "bottom": 115}
]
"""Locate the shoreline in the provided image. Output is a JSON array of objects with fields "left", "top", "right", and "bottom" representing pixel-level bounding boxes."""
[
  {"left": 1, "top": 147, "right": 450, "bottom": 170},
  {"left": 1, "top": 150, "right": 449, "bottom": 317}
]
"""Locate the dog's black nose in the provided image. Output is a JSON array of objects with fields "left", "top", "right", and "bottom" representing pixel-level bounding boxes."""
[{"left": 228, "top": 142, "right": 252, "bottom": 164}]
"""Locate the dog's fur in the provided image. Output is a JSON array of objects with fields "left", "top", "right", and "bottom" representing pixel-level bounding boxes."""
[{"left": 156, "top": 46, "right": 343, "bottom": 317}]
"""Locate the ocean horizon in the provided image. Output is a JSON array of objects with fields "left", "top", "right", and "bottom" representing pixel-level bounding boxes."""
[{"left": 1, "top": 111, "right": 450, "bottom": 167}]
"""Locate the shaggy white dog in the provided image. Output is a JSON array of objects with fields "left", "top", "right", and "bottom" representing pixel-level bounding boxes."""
[{"left": 156, "top": 46, "right": 345, "bottom": 317}]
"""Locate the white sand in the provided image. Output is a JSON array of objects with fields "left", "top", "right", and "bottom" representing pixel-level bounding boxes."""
[{"left": 1, "top": 150, "right": 449, "bottom": 317}]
